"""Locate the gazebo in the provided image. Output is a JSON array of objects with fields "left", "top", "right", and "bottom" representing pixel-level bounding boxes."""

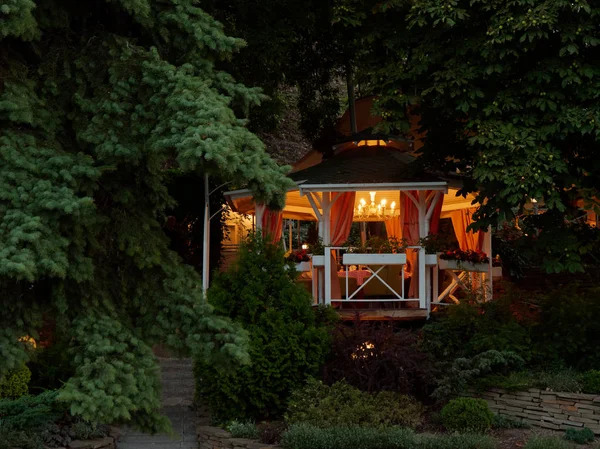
[{"left": 224, "top": 137, "right": 494, "bottom": 320}]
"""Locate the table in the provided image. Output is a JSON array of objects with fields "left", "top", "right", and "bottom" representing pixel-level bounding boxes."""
[{"left": 338, "top": 269, "right": 371, "bottom": 285}]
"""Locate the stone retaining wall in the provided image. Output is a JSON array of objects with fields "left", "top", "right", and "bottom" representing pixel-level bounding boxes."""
[
  {"left": 52, "top": 426, "right": 119, "bottom": 449},
  {"left": 197, "top": 425, "right": 281, "bottom": 449},
  {"left": 468, "top": 388, "right": 600, "bottom": 434}
]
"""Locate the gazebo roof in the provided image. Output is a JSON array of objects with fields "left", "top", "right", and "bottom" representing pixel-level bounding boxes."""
[{"left": 290, "top": 145, "right": 443, "bottom": 186}]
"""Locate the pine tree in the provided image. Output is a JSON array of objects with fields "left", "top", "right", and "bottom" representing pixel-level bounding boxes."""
[{"left": 0, "top": 0, "right": 292, "bottom": 432}]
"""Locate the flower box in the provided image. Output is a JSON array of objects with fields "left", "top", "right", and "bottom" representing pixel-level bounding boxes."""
[
  {"left": 438, "top": 259, "right": 489, "bottom": 272},
  {"left": 311, "top": 255, "right": 325, "bottom": 267},
  {"left": 295, "top": 261, "right": 311, "bottom": 272},
  {"left": 425, "top": 253, "right": 439, "bottom": 266},
  {"left": 343, "top": 253, "right": 406, "bottom": 266}
]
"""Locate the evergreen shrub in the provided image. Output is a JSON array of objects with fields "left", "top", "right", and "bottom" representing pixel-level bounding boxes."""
[
  {"left": 564, "top": 427, "right": 594, "bottom": 445},
  {"left": 286, "top": 378, "right": 423, "bottom": 429},
  {"left": 195, "top": 234, "right": 332, "bottom": 422},
  {"left": 441, "top": 398, "right": 494, "bottom": 433},
  {"left": 281, "top": 424, "right": 496, "bottom": 449},
  {"left": 581, "top": 370, "right": 600, "bottom": 394},
  {"left": 0, "top": 364, "right": 31, "bottom": 399}
]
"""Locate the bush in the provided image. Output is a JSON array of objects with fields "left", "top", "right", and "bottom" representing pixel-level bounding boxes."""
[
  {"left": 0, "top": 364, "right": 31, "bottom": 399},
  {"left": 323, "top": 321, "right": 436, "bottom": 400},
  {"left": 195, "top": 235, "right": 332, "bottom": 422},
  {"left": 492, "top": 413, "right": 530, "bottom": 429},
  {"left": 475, "top": 369, "right": 584, "bottom": 394},
  {"left": 582, "top": 370, "right": 600, "bottom": 394},
  {"left": 281, "top": 424, "right": 497, "bottom": 449},
  {"left": 524, "top": 436, "right": 574, "bottom": 449},
  {"left": 434, "top": 350, "right": 525, "bottom": 399},
  {"left": 227, "top": 421, "right": 259, "bottom": 439},
  {"left": 564, "top": 427, "right": 595, "bottom": 445},
  {"left": 286, "top": 378, "right": 424, "bottom": 429},
  {"left": 441, "top": 398, "right": 494, "bottom": 433},
  {"left": 422, "top": 297, "right": 533, "bottom": 362}
]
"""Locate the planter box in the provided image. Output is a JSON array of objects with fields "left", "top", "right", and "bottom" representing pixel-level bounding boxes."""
[
  {"left": 343, "top": 253, "right": 407, "bottom": 266},
  {"left": 438, "top": 259, "right": 489, "bottom": 272},
  {"left": 425, "top": 253, "right": 439, "bottom": 266},
  {"left": 311, "top": 255, "right": 325, "bottom": 267},
  {"left": 295, "top": 261, "right": 311, "bottom": 272}
]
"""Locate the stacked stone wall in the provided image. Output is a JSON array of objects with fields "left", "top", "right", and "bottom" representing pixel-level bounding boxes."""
[
  {"left": 468, "top": 388, "right": 600, "bottom": 434},
  {"left": 197, "top": 426, "right": 280, "bottom": 449}
]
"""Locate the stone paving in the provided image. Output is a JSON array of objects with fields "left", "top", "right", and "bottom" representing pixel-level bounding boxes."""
[{"left": 118, "top": 358, "right": 199, "bottom": 449}]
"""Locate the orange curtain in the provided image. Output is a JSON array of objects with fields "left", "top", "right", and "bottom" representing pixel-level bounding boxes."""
[
  {"left": 384, "top": 218, "right": 402, "bottom": 240},
  {"left": 451, "top": 208, "right": 484, "bottom": 251},
  {"left": 261, "top": 209, "right": 283, "bottom": 244},
  {"left": 329, "top": 192, "right": 356, "bottom": 300}
]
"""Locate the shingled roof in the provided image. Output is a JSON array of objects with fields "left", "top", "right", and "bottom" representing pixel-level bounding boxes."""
[{"left": 289, "top": 145, "right": 443, "bottom": 185}]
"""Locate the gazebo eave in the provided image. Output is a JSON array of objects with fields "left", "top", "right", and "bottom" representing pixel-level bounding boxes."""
[{"left": 297, "top": 181, "right": 448, "bottom": 195}]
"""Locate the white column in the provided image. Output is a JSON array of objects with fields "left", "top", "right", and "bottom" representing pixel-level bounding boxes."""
[
  {"left": 418, "top": 191, "right": 427, "bottom": 310},
  {"left": 322, "top": 192, "right": 332, "bottom": 305},
  {"left": 483, "top": 226, "right": 493, "bottom": 301},
  {"left": 255, "top": 203, "right": 265, "bottom": 232}
]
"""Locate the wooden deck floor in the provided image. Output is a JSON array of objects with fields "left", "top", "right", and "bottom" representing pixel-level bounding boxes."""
[{"left": 336, "top": 308, "right": 428, "bottom": 321}]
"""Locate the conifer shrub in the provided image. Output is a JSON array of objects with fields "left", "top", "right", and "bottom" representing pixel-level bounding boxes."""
[
  {"left": 285, "top": 378, "right": 423, "bottom": 429},
  {"left": 581, "top": 370, "right": 600, "bottom": 394},
  {"left": 441, "top": 398, "right": 494, "bottom": 433},
  {"left": 564, "top": 427, "right": 594, "bottom": 445},
  {"left": 195, "top": 235, "right": 332, "bottom": 422},
  {"left": 0, "top": 364, "right": 31, "bottom": 399}
]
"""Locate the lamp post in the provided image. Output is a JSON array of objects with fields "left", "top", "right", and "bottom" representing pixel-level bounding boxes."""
[{"left": 202, "top": 174, "right": 232, "bottom": 296}]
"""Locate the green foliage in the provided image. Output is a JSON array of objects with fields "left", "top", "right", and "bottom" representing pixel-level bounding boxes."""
[
  {"left": 564, "top": 427, "right": 595, "bottom": 445},
  {"left": 281, "top": 424, "right": 497, "bottom": 449},
  {"left": 227, "top": 421, "right": 259, "bottom": 439},
  {"left": 195, "top": 235, "right": 331, "bottom": 422},
  {"left": 492, "top": 413, "right": 530, "bottom": 430},
  {"left": 525, "top": 436, "right": 574, "bottom": 449},
  {"left": 286, "top": 378, "right": 424, "bottom": 429},
  {"left": 434, "top": 351, "right": 525, "bottom": 399},
  {"left": 582, "top": 370, "right": 600, "bottom": 394},
  {"left": 476, "top": 369, "right": 583, "bottom": 394},
  {"left": 1, "top": 0, "right": 297, "bottom": 431},
  {"left": 441, "top": 398, "right": 494, "bottom": 433},
  {"left": 360, "top": 0, "right": 600, "bottom": 272},
  {"left": 422, "top": 298, "right": 533, "bottom": 362},
  {"left": 533, "top": 289, "right": 600, "bottom": 369},
  {"left": 0, "top": 364, "right": 30, "bottom": 399},
  {"left": 0, "top": 390, "right": 66, "bottom": 431}
]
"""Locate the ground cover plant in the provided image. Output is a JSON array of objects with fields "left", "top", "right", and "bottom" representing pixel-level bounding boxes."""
[
  {"left": 286, "top": 378, "right": 424, "bottom": 429},
  {"left": 195, "top": 235, "right": 331, "bottom": 422},
  {"left": 0, "top": 390, "right": 107, "bottom": 449},
  {"left": 281, "top": 424, "right": 497, "bottom": 449},
  {"left": 441, "top": 398, "right": 494, "bottom": 433}
]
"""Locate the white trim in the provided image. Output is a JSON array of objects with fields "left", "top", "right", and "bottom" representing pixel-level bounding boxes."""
[{"left": 299, "top": 182, "right": 448, "bottom": 194}]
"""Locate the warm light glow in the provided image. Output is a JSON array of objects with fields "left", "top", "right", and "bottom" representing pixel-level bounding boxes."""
[
  {"left": 360, "top": 198, "right": 366, "bottom": 207},
  {"left": 531, "top": 198, "right": 538, "bottom": 203},
  {"left": 391, "top": 201, "right": 396, "bottom": 210},
  {"left": 369, "top": 191, "right": 376, "bottom": 203},
  {"left": 380, "top": 199, "right": 387, "bottom": 207},
  {"left": 301, "top": 243, "right": 308, "bottom": 250},
  {"left": 357, "top": 139, "right": 386, "bottom": 147}
]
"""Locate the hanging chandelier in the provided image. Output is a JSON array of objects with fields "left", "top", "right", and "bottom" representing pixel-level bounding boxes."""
[{"left": 353, "top": 192, "right": 399, "bottom": 222}]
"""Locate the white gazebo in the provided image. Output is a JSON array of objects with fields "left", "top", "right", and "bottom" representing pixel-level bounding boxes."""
[{"left": 225, "top": 139, "right": 494, "bottom": 320}]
